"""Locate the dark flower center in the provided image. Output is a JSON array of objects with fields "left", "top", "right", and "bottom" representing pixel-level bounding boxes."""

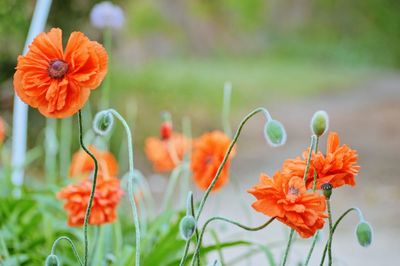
[
  {"left": 288, "top": 187, "right": 299, "bottom": 196},
  {"left": 48, "top": 59, "right": 68, "bottom": 79}
]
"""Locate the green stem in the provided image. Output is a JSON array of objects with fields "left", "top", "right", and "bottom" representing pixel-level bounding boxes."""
[
  {"left": 319, "top": 207, "right": 363, "bottom": 266},
  {"left": 162, "top": 164, "right": 183, "bottom": 210},
  {"left": 281, "top": 136, "right": 316, "bottom": 266},
  {"left": 59, "top": 117, "right": 72, "bottom": 178},
  {"left": 190, "top": 217, "right": 275, "bottom": 266},
  {"left": 50, "top": 236, "right": 83, "bottom": 266},
  {"left": 305, "top": 136, "right": 320, "bottom": 266},
  {"left": 327, "top": 199, "right": 333, "bottom": 266},
  {"left": 107, "top": 109, "right": 141, "bottom": 266},
  {"left": 78, "top": 110, "right": 99, "bottom": 266},
  {"left": 304, "top": 232, "right": 318, "bottom": 266},
  {"left": 195, "top": 107, "right": 271, "bottom": 221},
  {"left": 280, "top": 229, "right": 294, "bottom": 266},
  {"left": 89, "top": 226, "right": 100, "bottom": 265}
]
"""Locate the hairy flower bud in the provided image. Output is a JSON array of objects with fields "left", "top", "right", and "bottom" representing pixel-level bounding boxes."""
[
  {"left": 93, "top": 110, "right": 114, "bottom": 136},
  {"left": 311, "top": 110, "right": 329, "bottom": 137},
  {"left": 45, "top": 254, "right": 60, "bottom": 266},
  {"left": 264, "top": 119, "right": 287, "bottom": 147},
  {"left": 179, "top": 215, "right": 197, "bottom": 240},
  {"left": 356, "top": 221, "right": 373, "bottom": 247}
]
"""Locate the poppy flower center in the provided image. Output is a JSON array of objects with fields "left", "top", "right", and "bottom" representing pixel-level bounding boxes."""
[
  {"left": 288, "top": 187, "right": 299, "bottom": 196},
  {"left": 48, "top": 59, "right": 69, "bottom": 79}
]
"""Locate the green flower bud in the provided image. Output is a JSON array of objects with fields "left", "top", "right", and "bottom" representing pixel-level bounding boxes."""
[
  {"left": 310, "top": 110, "right": 329, "bottom": 137},
  {"left": 179, "top": 215, "right": 197, "bottom": 240},
  {"left": 93, "top": 110, "right": 114, "bottom": 136},
  {"left": 264, "top": 119, "right": 286, "bottom": 147},
  {"left": 356, "top": 221, "right": 373, "bottom": 247},
  {"left": 45, "top": 254, "right": 60, "bottom": 266},
  {"left": 321, "top": 183, "right": 333, "bottom": 199}
]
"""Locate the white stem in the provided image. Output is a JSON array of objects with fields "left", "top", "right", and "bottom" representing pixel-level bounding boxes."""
[{"left": 11, "top": 0, "right": 53, "bottom": 192}]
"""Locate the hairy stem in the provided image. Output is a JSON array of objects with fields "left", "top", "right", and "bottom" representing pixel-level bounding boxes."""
[
  {"left": 319, "top": 207, "right": 363, "bottom": 266},
  {"left": 78, "top": 110, "right": 99, "bottom": 266},
  {"left": 327, "top": 199, "right": 333, "bottom": 265},
  {"left": 51, "top": 236, "right": 83, "bottom": 266},
  {"left": 191, "top": 217, "right": 275, "bottom": 265},
  {"left": 107, "top": 109, "right": 141, "bottom": 266}
]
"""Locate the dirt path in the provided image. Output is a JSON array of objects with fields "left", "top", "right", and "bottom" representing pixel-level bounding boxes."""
[{"left": 198, "top": 73, "right": 400, "bottom": 265}]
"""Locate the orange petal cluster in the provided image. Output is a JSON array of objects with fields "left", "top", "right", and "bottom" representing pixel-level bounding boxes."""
[
  {"left": 57, "top": 174, "right": 123, "bottom": 226},
  {"left": 283, "top": 132, "right": 360, "bottom": 189},
  {"left": 13, "top": 28, "right": 108, "bottom": 118},
  {"left": 248, "top": 172, "right": 327, "bottom": 238},
  {"left": 190, "top": 131, "right": 235, "bottom": 191},
  {"left": 145, "top": 133, "right": 190, "bottom": 172},
  {"left": 0, "top": 117, "right": 5, "bottom": 144},
  {"left": 69, "top": 145, "right": 118, "bottom": 180}
]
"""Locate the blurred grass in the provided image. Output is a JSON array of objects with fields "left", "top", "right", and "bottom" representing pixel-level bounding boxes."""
[
  {"left": 106, "top": 56, "right": 374, "bottom": 170},
  {"left": 110, "top": 56, "right": 372, "bottom": 126}
]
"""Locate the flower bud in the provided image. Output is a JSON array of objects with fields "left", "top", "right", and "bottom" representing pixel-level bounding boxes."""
[
  {"left": 179, "top": 215, "right": 197, "bottom": 240},
  {"left": 321, "top": 183, "right": 333, "bottom": 199},
  {"left": 356, "top": 221, "right": 373, "bottom": 247},
  {"left": 45, "top": 254, "right": 60, "bottom": 266},
  {"left": 160, "top": 122, "right": 172, "bottom": 140},
  {"left": 264, "top": 119, "right": 287, "bottom": 147},
  {"left": 310, "top": 110, "right": 329, "bottom": 137},
  {"left": 93, "top": 110, "right": 114, "bottom": 136}
]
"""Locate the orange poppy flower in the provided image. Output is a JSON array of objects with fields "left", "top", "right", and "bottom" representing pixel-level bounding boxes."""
[
  {"left": 145, "top": 133, "right": 190, "bottom": 172},
  {"left": 0, "top": 117, "right": 5, "bottom": 144},
  {"left": 283, "top": 132, "right": 360, "bottom": 189},
  {"left": 248, "top": 172, "right": 327, "bottom": 238},
  {"left": 57, "top": 175, "right": 123, "bottom": 226},
  {"left": 13, "top": 28, "right": 107, "bottom": 118},
  {"left": 69, "top": 145, "right": 118, "bottom": 180},
  {"left": 190, "top": 131, "right": 235, "bottom": 191}
]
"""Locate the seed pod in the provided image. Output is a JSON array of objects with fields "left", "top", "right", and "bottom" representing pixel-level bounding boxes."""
[
  {"left": 356, "top": 221, "right": 373, "bottom": 247},
  {"left": 321, "top": 183, "right": 333, "bottom": 199},
  {"left": 310, "top": 110, "right": 329, "bottom": 137},
  {"left": 264, "top": 119, "right": 287, "bottom": 147},
  {"left": 93, "top": 110, "right": 114, "bottom": 136},
  {"left": 45, "top": 254, "right": 60, "bottom": 266},
  {"left": 179, "top": 215, "right": 197, "bottom": 240}
]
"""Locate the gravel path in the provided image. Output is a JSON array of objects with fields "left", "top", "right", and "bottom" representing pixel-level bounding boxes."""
[{"left": 197, "top": 73, "right": 400, "bottom": 265}]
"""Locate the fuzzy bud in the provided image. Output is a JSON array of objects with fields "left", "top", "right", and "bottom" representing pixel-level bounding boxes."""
[
  {"left": 321, "top": 183, "right": 333, "bottom": 199},
  {"left": 356, "top": 221, "right": 373, "bottom": 247},
  {"left": 45, "top": 254, "right": 60, "bottom": 266},
  {"left": 93, "top": 110, "right": 114, "bottom": 136},
  {"left": 264, "top": 119, "right": 287, "bottom": 147},
  {"left": 179, "top": 215, "right": 197, "bottom": 240},
  {"left": 311, "top": 110, "right": 329, "bottom": 137}
]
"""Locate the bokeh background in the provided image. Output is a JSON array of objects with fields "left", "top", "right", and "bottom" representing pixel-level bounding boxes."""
[{"left": 0, "top": 0, "right": 399, "bottom": 265}]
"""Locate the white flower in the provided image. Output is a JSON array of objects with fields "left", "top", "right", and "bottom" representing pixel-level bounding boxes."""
[{"left": 90, "top": 1, "right": 125, "bottom": 30}]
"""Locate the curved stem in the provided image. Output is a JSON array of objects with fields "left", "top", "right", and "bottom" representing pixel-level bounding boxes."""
[
  {"left": 195, "top": 107, "right": 271, "bottom": 221},
  {"left": 107, "top": 109, "right": 141, "bottom": 266},
  {"left": 50, "top": 236, "right": 84, "bottom": 266},
  {"left": 179, "top": 240, "right": 191, "bottom": 266},
  {"left": 311, "top": 137, "right": 319, "bottom": 191},
  {"left": 190, "top": 217, "right": 276, "bottom": 265},
  {"left": 78, "top": 110, "right": 99, "bottom": 266},
  {"left": 162, "top": 164, "right": 183, "bottom": 210},
  {"left": 319, "top": 207, "right": 363, "bottom": 266}
]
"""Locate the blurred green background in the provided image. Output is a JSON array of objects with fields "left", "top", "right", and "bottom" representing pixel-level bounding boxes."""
[{"left": 0, "top": 0, "right": 399, "bottom": 167}]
